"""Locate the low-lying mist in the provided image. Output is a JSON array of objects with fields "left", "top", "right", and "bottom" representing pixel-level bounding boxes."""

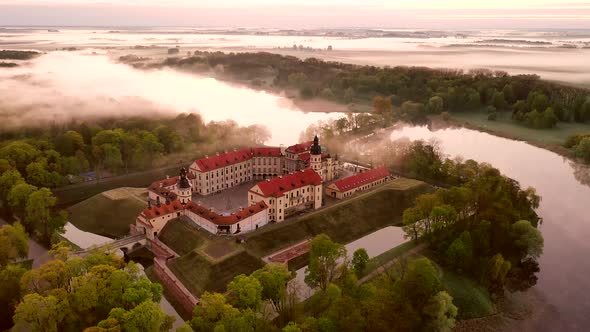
[{"left": 0, "top": 51, "right": 341, "bottom": 145}]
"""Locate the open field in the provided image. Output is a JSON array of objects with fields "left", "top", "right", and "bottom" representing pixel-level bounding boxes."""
[
  {"left": 168, "top": 250, "right": 265, "bottom": 296},
  {"left": 53, "top": 165, "right": 185, "bottom": 207},
  {"left": 244, "top": 178, "right": 429, "bottom": 257},
  {"left": 67, "top": 187, "right": 147, "bottom": 238},
  {"left": 441, "top": 269, "right": 494, "bottom": 319},
  {"left": 159, "top": 219, "right": 208, "bottom": 256},
  {"left": 449, "top": 111, "right": 590, "bottom": 148}
]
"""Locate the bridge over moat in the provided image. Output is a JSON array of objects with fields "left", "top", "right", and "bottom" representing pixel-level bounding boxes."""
[{"left": 75, "top": 234, "right": 147, "bottom": 257}]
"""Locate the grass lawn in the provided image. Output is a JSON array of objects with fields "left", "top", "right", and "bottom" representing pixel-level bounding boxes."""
[
  {"left": 244, "top": 178, "right": 430, "bottom": 257},
  {"left": 362, "top": 241, "right": 418, "bottom": 278},
  {"left": 159, "top": 219, "right": 208, "bottom": 256},
  {"left": 168, "top": 250, "right": 265, "bottom": 296},
  {"left": 451, "top": 111, "right": 590, "bottom": 146},
  {"left": 441, "top": 269, "right": 494, "bottom": 319},
  {"left": 67, "top": 187, "right": 147, "bottom": 238}
]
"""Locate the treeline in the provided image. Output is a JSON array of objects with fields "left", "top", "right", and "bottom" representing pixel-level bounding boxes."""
[
  {"left": 0, "top": 50, "right": 40, "bottom": 60},
  {"left": 150, "top": 51, "right": 590, "bottom": 128},
  {"left": 0, "top": 113, "right": 271, "bottom": 188},
  {"left": 565, "top": 133, "right": 590, "bottom": 163},
  {"left": 400, "top": 141, "right": 543, "bottom": 297},
  {"left": 0, "top": 238, "right": 173, "bottom": 331}
]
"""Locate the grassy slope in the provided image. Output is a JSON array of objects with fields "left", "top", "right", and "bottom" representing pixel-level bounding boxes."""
[
  {"left": 441, "top": 269, "right": 494, "bottom": 319},
  {"left": 67, "top": 188, "right": 146, "bottom": 238},
  {"left": 168, "top": 250, "right": 265, "bottom": 296},
  {"left": 244, "top": 178, "right": 429, "bottom": 257},
  {"left": 159, "top": 219, "right": 207, "bottom": 256},
  {"left": 451, "top": 111, "right": 590, "bottom": 146},
  {"left": 362, "top": 241, "right": 418, "bottom": 278}
]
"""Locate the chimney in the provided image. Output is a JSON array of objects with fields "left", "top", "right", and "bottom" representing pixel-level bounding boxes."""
[
  {"left": 148, "top": 200, "right": 152, "bottom": 209},
  {"left": 165, "top": 196, "right": 171, "bottom": 205},
  {"left": 216, "top": 152, "right": 220, "bottom": 156},
  {"left": 166, "top": 175, "right": 169, "bottom": 179},
  {"left": 209, "top": 207, "right": 214, "bottom": 212},
  {"left": 160, "top": 182, "right": 163, "bottom": 188},
  {"left": 239, "top": 206, "right": 244, "bottom": 211},
  {"left": 205, "top": 154, "right": 209, "bottom": 158},
  {"left": 156, "top": 196, "right": 161, "bottom": 207},
  {"left": 266, "top": 179, "right": 270, "bottom": 182}
]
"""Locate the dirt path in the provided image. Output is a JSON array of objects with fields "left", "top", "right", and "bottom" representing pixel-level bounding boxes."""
[{"left": 358, "top": 242, "right": 428, "bottom": 284}]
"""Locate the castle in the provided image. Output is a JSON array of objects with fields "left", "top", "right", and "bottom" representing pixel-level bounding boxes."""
[{"left": 135, "top": 136, "right": 391, "bottom": 238}]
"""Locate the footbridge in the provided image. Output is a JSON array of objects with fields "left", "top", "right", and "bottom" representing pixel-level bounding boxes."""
[{"left": 75, "top": 234, "right": 147, "bottom": 257}]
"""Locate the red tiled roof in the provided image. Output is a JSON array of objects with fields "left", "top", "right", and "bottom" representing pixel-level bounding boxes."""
[
  {"left": 252, "top": 147, "right": 282, "bottom": 157},
  {"left": 254, "top": 169, "right": 322, "bottom": 197},
  {"left": 286, "top": 141, "right": 312, "bottom": 154},
  {"left": 141, "top": 199, "right": 185, "bottom": 219},
  {"left": 332, "top": 166, "right": 390, "bottom": 192},
  {"left": 299, "top": 152, "right": 311, "bottom": 161},
  {"left": 193, "top": 148, "right": 252, "bottom": 172},
  {"left": 184, "top": 201, "right": 268, "bottom": 226},
  {"left": 140, "top": 199, "right": 268, "bottom": 226},
  {"left": 149, "top": 177, "right": 178, "bottom": 190},
  {"left": 149, "top": 187, "right": 178, "bottom": 202}
]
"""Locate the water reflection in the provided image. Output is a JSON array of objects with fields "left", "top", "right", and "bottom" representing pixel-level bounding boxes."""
[
  {"left": 389, "top": 125, "right": 590, "bottom": 330},
  {"left": 293, "top": 226, "right": 407, "bottom": 300}
]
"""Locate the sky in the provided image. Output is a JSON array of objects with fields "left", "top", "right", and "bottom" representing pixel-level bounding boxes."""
[{"left": 0, "top": 1, "right": 589, "bottom": 29}]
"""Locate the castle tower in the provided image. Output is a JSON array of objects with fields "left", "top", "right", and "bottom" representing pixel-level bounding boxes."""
[
  {"left": 310, "top": 135, "right": 322, "bottom": 178},
  {"left": 177, "top": 167, "right": 192, "bottom": 204}
]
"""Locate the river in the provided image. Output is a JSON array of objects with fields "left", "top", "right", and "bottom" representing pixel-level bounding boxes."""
[
  {"left": 390, "top": 125, "right": 590, "bottom": 331},
  {"left": 292, "top": 226, "right": 407, "bottom": 300}
]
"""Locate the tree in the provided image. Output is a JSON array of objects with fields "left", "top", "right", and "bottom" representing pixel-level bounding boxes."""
[
  {"left": 93, "top": 300, "right": 174, "bottom": 332},
  {"left": 0, "top": 141, "right": 40, "bottom": 173},
  {"left": 542, "top": 107, "right": 558, "bottom": 128},
  {"left": 502, "top": 84, "right": 515, "bottom": 104},
  {"left": 25, "top": 188, "right": 66, "bottom": 245},
  {"left": 510, "top": 220, "right": 544, "bottom": 259},
  {"left": 305, "top": 234, "right": 347, "bottom": 291},
  {"left": 190, "top": 292, "right": 240, "bottom": 332},
  {"left": 372, "top": 95, "right": 393, "bottom": 114},
  {"left": 251, "top": 264, "right": 291, "bottom": 317},
  {"left": 13, "top": 293, "right": 70, "bottom": 332},
  {"left": 0, "top": 169, "right": 24, "bottom": 205},
  {"left": 288, "top": 72, "right": 308, "bottom": 88},
  {"left": 319, "top": 88, "right": 335, "bottom": 99},
  {"left": 0, "top": 264, "right": 27, "bottom": 330},
  {"left": 0, "top": 223, "right": 29, "bottom": 266},
  {"left": 226, "top": 274, "right": 263, "bottom": 310},
  {"left": 422, "top": 291, "right": 458, "bottom": 332},
  {"left": 282, "top": 322, "right": 302, "bottom": 332},
  {"left": 445, "top": 231, "right": 473, "bottom": 271},
  {"left": 343, "top": 87, "right": 355, "bottom": 103},
  {"left": 55, "top": 130, "right": 85, "bottom": 157},
  {"left": 575, "top": 137, "right": 590, "bottom": 163},
  {"left": 485, "top": 254, "right": 511, "bottom": 293},
  {"left": 351, "top": 248, "right": 369, "bottom": 278},
  {"left": 428, "top": 96, "right": 444, "bottom": 114}
]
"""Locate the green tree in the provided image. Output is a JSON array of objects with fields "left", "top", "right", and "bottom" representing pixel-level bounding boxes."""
[
  {"left": 428, "top": 96, "right": 444, "bottom": 114},
  {"left": 190, "top": 292, "right": 240, "bottom": 332},
  {"left": 0, "top": 223, "right": 28, "bottom": 266},
  {"left": 575, "top": 137, "right": 590, "bottom": 163},
  {"left": 55, "top": 130, "right": 85, "bottom": 157},
  {"left": 251, "top": 264, "right": 291, "bottom": 316},
  {"left": 288, "top": 72, "right": 308, "bottom": 88},
  {"left": 305, "top": 234, "right": 347, "bottom": 291},
  {"left": 0, "top": 141, "right": 40, "bottom": 173},
  {"left": 0, "top": 264, "right": 27, "bottom": 330},
  {"left": 94, "top": 300, "right": 174, "bottom": 332},
  {"left": 542, "top": 107, "right": 558, "bottom": 128},
  {"left": 0, "top": 169, "right": 24, "bottom": 205},
  {"left": 445, "top": 231, "right": 473, "bottom": 271},
  {"left": 226, "top": 274, "right": 263, "bottom": 310},
  {"left": 13, "top": 293, "right": 70, "bottom": 332},
  {"left": 282, "top": 322, "right": 302, "bottom": 332},
  {"left": 510, "top": 220, "right": 544, "bottom": 259},
  {"left": 485, "top": 254, "right": 511, "bottom": 293},
  {"left": 422, "top": 291, "right": 458, "bottom": 332},
  {"left": 351, "top": 248, "right": 369, "bottom": 278},
  {"left": 372, "top": 95, "right": 393, "bottom": 114},
  {"left": 343, "top": 87, "right": 355, "bottom": 103},
  {"left": 25, "top": 188, "right": 66, "bottom": 245}
]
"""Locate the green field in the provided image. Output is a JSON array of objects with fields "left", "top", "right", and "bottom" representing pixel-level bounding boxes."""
[
  {"left": 168, "top": 250, "right": 265, "bottom": 296},
  {"left": 67, "top": 187, "right": 147, "bottom": 238},
  {"left": 441, "top": 269, "right": 494, "bottom": 319},
  {"left": 159, "top": 219, "right": 208, "bottom": 256},
  {"left": 451, "top": 111, "right": 590, "bottom": 146},
  {"left": 244, "top": 178, "right": 429, "bottom": 257}
]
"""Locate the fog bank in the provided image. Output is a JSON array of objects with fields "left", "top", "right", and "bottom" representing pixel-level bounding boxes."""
[{"left": 0, "top": 51, "right": 341, "bottom": 145}]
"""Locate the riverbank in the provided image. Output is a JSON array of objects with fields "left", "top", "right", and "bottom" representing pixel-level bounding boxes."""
[{"left": 431, "top": 113, "right": 589, "bottom": 164}]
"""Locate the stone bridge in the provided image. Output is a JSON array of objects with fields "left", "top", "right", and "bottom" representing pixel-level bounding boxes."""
[{"left": 76, "top": 234, "right": 147, "bottom": 257}]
